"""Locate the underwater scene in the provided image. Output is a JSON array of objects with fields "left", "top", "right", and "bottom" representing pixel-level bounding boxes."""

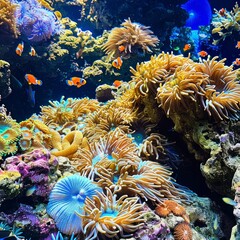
[{"left": 0, "top": 0, "right": 240, "bottom": 239}]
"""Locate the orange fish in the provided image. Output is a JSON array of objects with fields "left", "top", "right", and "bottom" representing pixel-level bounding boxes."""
[
  {"left": 25, "top": 74, "right": 42, "bottom": 85},
  {"left": 198, "top": 50, "right": 208, "bottom": 57},
  {"left": 219, "top": 8, "right": 226, "bottom": 17},
  {"left": 235, "top": 41, "right": 240, "bottom": 49},
  {"left": 183, "top": 44, "right": 191, "bottom": 52},
  {"left": 16, "top": 42, "right": 24, "bottom": 56},
  {"left": 29, "top": 46, "right": 36, "bottom": 56},
  {"left": 66, "top": 77, "right": 86, "bottom": 88},
  {"left": 112, "top": 57, "right": 123, "bottom": 69},
  {"left": 233, "top": 58, "right": 240, "bottom": 66},
  {"left": 118, "top": 45, "right": 125, "bottom": 53},
  {"left": 113, "top": 80, "right": 122, "bottom": 88}
]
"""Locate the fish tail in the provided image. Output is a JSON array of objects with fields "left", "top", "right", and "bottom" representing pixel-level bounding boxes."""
[
  {"left": 66, "top": 80, "right": 73, "bottom": 86},
  {"left": 37, "top": 80, "right": 42, "bottom": 86}
]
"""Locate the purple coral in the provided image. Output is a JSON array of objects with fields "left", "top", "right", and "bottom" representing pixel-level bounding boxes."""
[
  {"left": 4, "top": 148, "right": 58, "bottom": 199},
  {"left": 15, "top": 0, "right": 61, "bottom": 42}
]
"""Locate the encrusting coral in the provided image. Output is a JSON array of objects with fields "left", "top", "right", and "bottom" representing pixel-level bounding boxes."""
[
  {"left": 0, "top": 0, "right": 18, "bottom": 37},
  {"left": 103, "top": 18, "right": 159, "bottom": 59}
]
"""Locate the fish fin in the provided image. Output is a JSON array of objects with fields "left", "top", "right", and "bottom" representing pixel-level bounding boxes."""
[
  {"left": 37, "top": 80, "right": 42, "bottom": 86},
  {"left": 66, "top": 80, "right": 73, "bottom": 86}
]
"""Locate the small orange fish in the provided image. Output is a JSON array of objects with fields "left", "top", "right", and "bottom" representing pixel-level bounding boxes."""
[
  {"left": 16, "top": 42, "right": 24, "bottom": 56},
  {"left": 25, "top": 74, "right": 42, "bottom": 85},
  {"left": 183, "top": 44, "right": 191, "bottom": 52},
  {"left": 234, "top": 58, "right": 240, "bottom": 66},
  {"left": 66, "top": 77, "right": 86, "bottom": 88},
  {"left": 113, "top": 80, "right": 122, "bottom": 88},
  {"left": 112, "top": 57, "right": 123, "bottom": 69},
  {"left": 118, "top": 45, "right": 125, "bottom": 53},
  {"left": 235, "top": 41, "right": 240, "bottom": 49},
  {"left": 29, "top": 46, "right": 36, "bottom": 56},
  {"left": 219, "top": 8, "right": 225, "bottom": 17},
  {"left": 198, "top": 50, "right": 208, "bottom": 57}
]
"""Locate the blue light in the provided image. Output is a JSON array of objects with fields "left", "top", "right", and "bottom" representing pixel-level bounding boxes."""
[{"left": 181, "top": 0, "right": 212, "bottom": 30}]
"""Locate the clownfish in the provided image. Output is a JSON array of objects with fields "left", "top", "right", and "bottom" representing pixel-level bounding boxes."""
[
  {"left": 233, "top": 58, "right": 240, "bottom": 66},
  {"left": 183, "top": 44, "right": 191, "bottom": 52},
  {"left": 235, "top": 41, "right": 240, "bottom": 49},
  {"left": 198, "top": 50, "right": 208, "bottom": 57},
  {"left": 16, "top": 42, "right": 24, "bottom": 56},
  {"left": 113, "top": 80, "right": 122, "bottom": 88},
  {"left": 66, "top": 77, "right": 86, "bottom": 88},
  {"left": 118, "top": 45, "right": 125, "bottom": 53},
  {"left": 219, "top": 8, "right": 226, "bottom": 17},
  {"left": 112, "top": 57, "right": 123, "bottom": 69},
  {"left": 29, "top": 46, "right": 37, "bottom": 56},
  {"left": 25, "top": 74, "right": 42, "bottom": 86}
]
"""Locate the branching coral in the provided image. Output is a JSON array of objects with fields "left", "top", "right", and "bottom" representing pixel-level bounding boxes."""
[
  {"left": 103, "top": 18, "right": 159, "bottom": 58},
  {"left": 47, "top": 174, "right": 102, "bottom": 235},
  {"left": 78, "top": 188, "right": 145, "bottom": 240},
  {"left": 0, "top": 0, "right": 18, "bottom": 37},
  {"left": 211, "top": 2, "right": 240, "bottom": 45}
]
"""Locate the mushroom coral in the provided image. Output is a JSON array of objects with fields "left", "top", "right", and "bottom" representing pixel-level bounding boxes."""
[
  {"left": 0, "top": 0, "right": 18, "bottom": 37},
  {"left": 47, "top": 174, "right": 102, "bottom": 235},
  {"left": 103, "top": 18, "right": 159, "bottom": 59}
]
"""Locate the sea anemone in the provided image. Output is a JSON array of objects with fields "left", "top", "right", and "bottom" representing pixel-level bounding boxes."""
[
  {"left": 195, "top": 57, "right": 240, "bottom": 121},
  {"left": 47, "top": 174, "right": 102, "bottom": 235},
  {"left": 157, "top": 64, "right": 208, "bottom": 116},
  {"left": 103, "top": 18, "right": 159, "bottom": 58},
  {"left": 72, "top": 129, "right": 140, "bottom": 178},
  {"left": 78, "top": 188, "right": 145, "bottom": 239},
  {"left": 40, "top": 97, "right": 75, "bottom": 125},
  {"left": 15, "top": 0, "right": 61, "bottom": 42},
  {"left": 173, "top": 221, "right": 193, "bottom": 240},
  {"left": 130, "top": 53, "right": 193, "bottom": 99}
]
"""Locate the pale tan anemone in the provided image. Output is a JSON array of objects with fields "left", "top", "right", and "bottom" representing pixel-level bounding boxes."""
[
  {"left": 78, "top": 188, "right": 145, "bottom": 240},
  {"left": 130, "top": 53, "right": 193, "bottom": 99},
  {"left": 40, "top": 97, "right": 99, "bottom": 125},
  {"left": 156, "top": 64, "right": 208, "bottom": 116},
  {"left": 103, "top": 18, "right": 159, "bottom": 58},
  {"left": 72, "top": 129, "right": 140, "bottom": 178},
  {"left": 97, "top": 160, "right": 190, "bottom": 204},
  {"left": 195, "top": 57, "right": 240, "bottom": 121},
  {"left": 83, "top": 105, "right": 137, "bottom": 142}
]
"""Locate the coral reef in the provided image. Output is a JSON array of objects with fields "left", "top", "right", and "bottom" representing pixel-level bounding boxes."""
[
  {"left": 4, "top": 148, "right": 58, "bottom": 199},
  {"left": 0, "top": 0, "right": 18, "bottom": 37},
  {"left": 0, "top": 60, "right": 12, "bottom": 99},
  {"left": 211, "top": 2, "right": 240, "bottom": 45},
  {"left": 0, "top": 104, "right": 21, "bottom": 157}
]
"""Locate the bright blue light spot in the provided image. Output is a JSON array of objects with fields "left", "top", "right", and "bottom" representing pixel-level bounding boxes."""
[
  {"left": 101, "top": 209, "right": 119, "bottom": 218},
  {"left": 182, "top": 0, "right": 212, "bottom": 30},
  {"left": 0, "top": 125, "right": 9, "bottom": 134}
]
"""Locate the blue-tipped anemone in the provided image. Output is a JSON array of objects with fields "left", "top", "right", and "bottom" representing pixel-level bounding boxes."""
[
  {"left": 47, "top": 174, "right": 102, "bottom": 235},
  {"left": 181, "top": 0, "right": 212, "bottom": 30}
]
